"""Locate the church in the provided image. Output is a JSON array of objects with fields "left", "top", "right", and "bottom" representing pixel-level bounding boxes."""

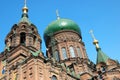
[{"left": 0, "top": 1, "right": 120, "bottom": 80}]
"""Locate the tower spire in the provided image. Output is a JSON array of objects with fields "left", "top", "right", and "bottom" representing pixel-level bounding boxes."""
[
  {"left": 19, "top": 0, "right": 31, "bottom": 25},
  {"left": 24, "top": 0, "right": 27, "bottom": 7},
  {"left": 90, "top": 30, "right": 109, "bottom": 64},
  {"left": 89, "top": 30, "right": 100, "bottom": 49},
  {"left": 22, "top": 0, "right": 28, "bottom": 13},
  {"left": 56, "top": 9, "right": 60, "bottom": 20}
]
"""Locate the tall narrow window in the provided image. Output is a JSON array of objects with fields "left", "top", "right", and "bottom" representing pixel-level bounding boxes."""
[
  {"left": 77, "top": 47, "right": 82, "bottom": 58},
  {"left": 51, "top": 75, "right": 57, "bottom": 80},
  {"left": 33, "top": 36, "right": 36, "bottom": 45},
  {"left": 69, "top": 46, "right": 75, "bottom": 57},
  {"left": 62, "top": 48, "right": 67, "bottom": 59},
  {"left": 20, "top": 32, "right": 26, "bottom": 45},
  {"left": 54, "top": 51, "right": 60, "bottom": 62}
]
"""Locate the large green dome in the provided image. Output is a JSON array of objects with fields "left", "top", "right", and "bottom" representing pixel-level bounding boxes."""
[{"left": 44, "top": 18, "right": 81, "bottom": 42}]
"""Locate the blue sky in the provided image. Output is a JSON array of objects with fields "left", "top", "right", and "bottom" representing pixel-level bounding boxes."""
[{"left": 0, "top": 0, "right": 120, "bottom": 63}]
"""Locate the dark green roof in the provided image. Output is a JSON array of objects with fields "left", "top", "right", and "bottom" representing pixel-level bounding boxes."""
[
  {"left": 19, "top": 13, "right": 31, "bottom": 25},
  {"left": 96, "top": 48, "right": 109, "bottom": 64},
  {"left": 44, "top": 19, "right": 81, "bottom": 42}
]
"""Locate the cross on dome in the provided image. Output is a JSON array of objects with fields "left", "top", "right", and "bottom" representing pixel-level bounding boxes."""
[
  {"left": 90, "top": 30, "right": 100, "bottom": 49},
  {"left": 22, "top": 0, "right": 28, "bottom": 13},
  {"left": 56, "top": 9, "right": 60, "bottom": 20}
]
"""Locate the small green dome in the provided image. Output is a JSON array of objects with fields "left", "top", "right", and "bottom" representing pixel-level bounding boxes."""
[{"left": 44, "top": 18, "right": 81, "bottom": 42}]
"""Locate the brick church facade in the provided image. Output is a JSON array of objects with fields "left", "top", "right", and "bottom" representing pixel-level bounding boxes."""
[{"left": 0, "top": 1, "right": 120, "bottom": 80}]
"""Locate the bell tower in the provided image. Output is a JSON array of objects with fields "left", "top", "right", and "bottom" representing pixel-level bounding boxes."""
[
  {"left": 5, "top": 0, "right": 41, "bottom": 51},
  {"left": 0, "top": 1, "right": 44, "bottom": 80}
]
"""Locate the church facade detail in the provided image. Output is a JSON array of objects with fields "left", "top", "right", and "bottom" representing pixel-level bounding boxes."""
[{"left": 0, "top": 1, "right": 120, "bottom": 80}]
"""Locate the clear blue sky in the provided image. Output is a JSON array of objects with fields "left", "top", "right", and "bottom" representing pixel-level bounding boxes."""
[{"left": 0, "top": 0, "right": 120, "bottom": 63}]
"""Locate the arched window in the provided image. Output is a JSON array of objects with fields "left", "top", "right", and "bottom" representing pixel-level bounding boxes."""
[
  {"left": 33, "top": 36, "right": 36, "bottom": 45},
  {"left": 69, "top": 46, "right": 75, "bottom": 57},
  {"left": 20, "top": 32, "right": 26, "bottom": 45},
  {"left": 61, "top": 48, "right": 67, "bottom": 59},
  {"left": 51, "top": 75, "right": 57, "bottom": 80},
  {"left": 77, "top": 47, "right": 82, "bottom": 58},
  {"left": 54, "top": 51, "right": 60, "bottom": 62}
]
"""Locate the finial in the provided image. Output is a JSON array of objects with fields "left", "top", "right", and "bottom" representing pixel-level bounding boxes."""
[
  {"left": 56, "top": 9, "right": 60, "bottom": 20},
  {"left": 22, "top": 0, "right": 28, "bottom": 13},
  {"left": 89, "top": 30, "right": 96, "bottom": 40},
  {"left": 24, "top": 0, "right": 27, "bottom": 7},
  {"left": 89, "top": 30, "right": 100, "bottom": 49}
]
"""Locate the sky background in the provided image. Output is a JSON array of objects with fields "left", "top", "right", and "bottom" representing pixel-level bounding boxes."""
[{"left": 0, "top": 0, "right": 120, "bottom": 63}]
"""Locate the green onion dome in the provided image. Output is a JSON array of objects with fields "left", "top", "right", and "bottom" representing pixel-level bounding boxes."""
[{"left": 44, "top": 18, "right": 82, "bottom": 42}]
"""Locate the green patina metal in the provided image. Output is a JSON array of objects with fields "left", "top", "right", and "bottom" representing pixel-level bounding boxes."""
[
  {"left": 76, "top": 74, "right": 80, "bottom": 79},
  {"left": 5, "top": 45, "right": 10, "bottom": 52},
  {"left": 71, "top": 70, "right": 75, "bottom": 76},
  {"left": 29, "top": 50, "right": 41, "bottom": 57},
  {"left": 96, "top": 48, "right": 109, "bottom": 64},
  {"left": 66, "top": 67, "right": 70, "bottom": 73},
  {"left": 44, "top": 19, "right": 81, "bottom": 42},
  {"left": 61, "top": 63, "right": 66, "bottom": 69},
  {"left": 19, "top": 13, "right": 31, "bottom": 25}
]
